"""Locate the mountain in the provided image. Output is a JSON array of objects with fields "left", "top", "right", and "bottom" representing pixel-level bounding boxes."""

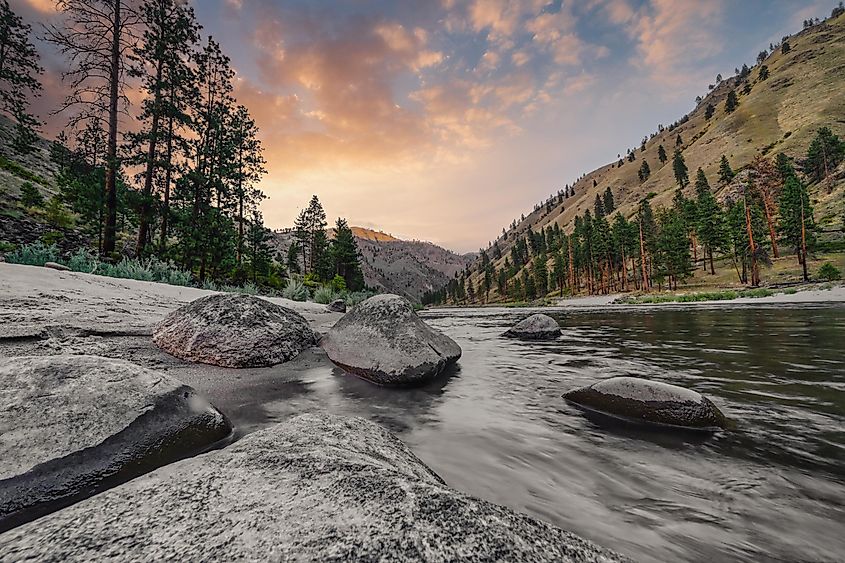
[
  {"left": 458, "top": 13, "right": 845, "bottom": 303},
  {"left": 269, "top": 229, "right": 472, "bottom": 302}
]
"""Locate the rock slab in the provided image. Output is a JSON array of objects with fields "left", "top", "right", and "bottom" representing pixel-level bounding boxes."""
[
  {"left": 0, "top": 413, "right": 629, "bottom": 562},
  {"left": 153, "top": 293, "right": 317, "bottom": 367},
  {"left": 321, "top": 294, "right": 461, "bottom": 385},
  {"left": 43, "top": 262, "right": 70, "bottom": 271},
  {"left": 0, "top": 355, "right": 231, "bottom": 532},
  {"left": 564, "top": 376, "right": 729, "bottom": 430},
  {"left": 504, "top": 313, "right": 562, "bottom": 340}
]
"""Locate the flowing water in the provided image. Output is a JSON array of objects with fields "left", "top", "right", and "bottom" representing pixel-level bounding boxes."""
[{"left": 228, "top": 303, "right": 845, "bottom": 562}]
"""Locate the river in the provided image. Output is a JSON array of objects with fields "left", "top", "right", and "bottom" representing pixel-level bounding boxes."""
[{"left": 226, "top": 302, "right": 845, "bottom": 562}]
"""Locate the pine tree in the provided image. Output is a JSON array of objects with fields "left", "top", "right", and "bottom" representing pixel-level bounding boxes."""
[
  {"left": 676, "top": 134, "right": 683, "bottom": 147},
  {"left": 694, "top": 168, "right": 723, "bottom": 274},
  {"left": 46, "top": 0, "right": 142, "bottom": 256},
  {"left": 658, "top": 144, "right": 667, "bottom": 164},
  {"left": 750, "top": 156, "right": 781, "bottom": 258},
  {"left": 655, "top": 208, "right": 692, "bottom": 290},
  {"left": 758, "top": 65, "right": 769, "bottom": 81},
  {"left": 19, "top": 181, "right": 43, "bottom": 207},
  {"left": 245, "top": 211, "right": 272, "bottom": 283},
  {"left": 805, "top": 127, "right": 844, "bottom": 183},
  {"left": 594, "top": 194, "right": 605, "bottom": 217},
  {"left": 704, "top": 104, "right": 715, "bottom": 120},
  {"left": 778, "top": 162, "right": 816, "bottom": 281},
  {"left": 781, "top": 41, "right": 791, "bottom": 54},
  {"left": 725, "top": 90, "right": 738, "bottom": 113},
  {"left": 0, "top": 0, "right": 43, "bottom": 153},
  {"left": 331, "top": 217, "right": 364, "bottom": 290},
  {"left": 672, "top": 149, "right": 689, "bottom": 188},
  {"left": 602, "top": 187, "right": 615, "bottom": 213},
  {"left": 286, "top": 241, "right": 301, "bottom": 274},
  {"left": 718, "top": 155, "right": 734, "bottom": 184},
  {"left": 638, "top": 160, "right": 651, "bottom": 182}
]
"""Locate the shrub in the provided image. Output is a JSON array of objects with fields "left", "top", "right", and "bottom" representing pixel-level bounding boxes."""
[
  {"left": 329, "top": 274, "right": 347, "bottom": 292},
  {"left": 202, "top": 279, "right": 220, "bottom": 291},
  {"left": 20, "top": 182, "right": 44, "bottom": 208},
  {"left": 4, "top": 241, "right": 59, "bottom": 265},
  {"left": 345, "top": 290, "right": 376, "bottom": 308},
  {"left": 222, "top": 282, "right": 259, "bottom": 295},
  {"left": 44, "top": 196, "right": 75, "bottom": 229},
  {"left": 817, "top": 262, "right": 842, "bottom": 281},
  {"left": 97, "top": 257, "right": 192, "bottom": 286},
  {"left": 314, "top": 285, "right": 337, "bottom": 304},
  {"left": 67, "top": 248, "right": 99, "bottom": 273},
  {"left": 282, "top": 278, "right": 309, "bottom": 301}
]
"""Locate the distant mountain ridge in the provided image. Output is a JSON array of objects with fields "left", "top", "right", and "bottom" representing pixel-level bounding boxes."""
[{"left": 270, "top": 227, "right": 472, "bottom": 302}]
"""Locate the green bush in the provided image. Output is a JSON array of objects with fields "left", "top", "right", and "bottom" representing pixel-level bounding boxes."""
[
  {"left": 67, "top": 248, "right": 98, "bottom": 273},
  {"left": 97, "top": 257, "right": 192, "bottom": 286},
  {"left": 329, "top": 274, "right": 347, "bottom": 292},
  {"left": 20, "top": 182, "right": 44, "bottom": 208},
  {"left": 345, "top": 290, "right": 376, "bottom": 308},
  {"left": 222, "top": 282, "right": 259, "bottom": 295},
  {"left": 4, "top": 241, "right": 59, "bottom": 265},
  {"left": 314, "top": 285, "right": 337, "bottom": 304},
  {"left": 202, "top": 279, "right": 220, "bottom": 291},
  {"left": 0, "top": 241, "right": 15, "bottom": 253},
  {"left": 817, "top": 262, "right": 842, "bottom": 282},
  {"left": 282, "top": 278, "right": 309, "bottom": 301},
  {"left": 44, "top": 196, "right": 75, "bottom": 229}
]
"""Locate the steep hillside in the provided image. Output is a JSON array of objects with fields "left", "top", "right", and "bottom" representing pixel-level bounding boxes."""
[
  {"left": 269, "top": 229, "right": 472, "bottom": 302},
  {"left": 462, "top": 13, "right": 845, "bottom": 302}
]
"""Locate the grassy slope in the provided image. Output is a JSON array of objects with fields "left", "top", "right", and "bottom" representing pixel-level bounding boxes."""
[{"left": 470, "top": 14, "right": 845, "bottom": 302}]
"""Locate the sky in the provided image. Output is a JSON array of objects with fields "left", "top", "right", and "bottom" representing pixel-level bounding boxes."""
[{"left": 16, "top": 0, "right": 834, "bottom": 252}]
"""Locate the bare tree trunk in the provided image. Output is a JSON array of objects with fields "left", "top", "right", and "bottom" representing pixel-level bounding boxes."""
[
  {"left": 639, "top": 218, "right": 649, "bottom": 291},
  {"left": 103, "top": 0, "right": 122, "bottom": 256},
  {"left": 744, "top": 191, "right": 759, "bottom": 286},
  {"left": 761, "top": 198, "right": 780, "bottom": 258},
  {"left": 800, "top": 196, "right": 809, "bottom": 282},
  {"left": 159, "top": 109, "right": 174, "bottom": 252},
  {"left": 136, "top": 54, "right": 165, "bottom": 257}
]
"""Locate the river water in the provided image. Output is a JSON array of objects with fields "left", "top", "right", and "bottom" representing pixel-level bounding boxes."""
[{"left": 227, "top": 303, "right": 845, "bottom": 562}]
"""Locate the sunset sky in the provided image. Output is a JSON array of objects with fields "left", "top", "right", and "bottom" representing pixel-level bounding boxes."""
[{"left": 19, "top": 0, "right": 831, "bottom": 252}]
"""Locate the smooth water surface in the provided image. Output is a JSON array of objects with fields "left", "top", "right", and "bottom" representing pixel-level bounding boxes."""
[{"left": 238, "top": 303, "right": 845, "bottom": 562}]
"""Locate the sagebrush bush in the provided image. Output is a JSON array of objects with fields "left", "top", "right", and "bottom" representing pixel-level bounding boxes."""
[
  {"left": 97, "top": 257, "right": 192, "bottom": 286},
  {"left": 345, "top": 290, "right": 376, "bottom": 308},
  {"left": 4, "top": 241, "right": 59, "bottom": 265},
  {"left": 817, "top": 262, "right": 842, "bottom": 282},
  {"left": 222, "top": 282, "right": 259, "bottom": 295},
  {"left": 282, "top": 278, "right": 309, "bottom": 301},
  {"left": 313, "top": 285, "right": 337, "bottom": 304},
  {"left": 66, "top": 248, "right": 98, "bottom": 273}
]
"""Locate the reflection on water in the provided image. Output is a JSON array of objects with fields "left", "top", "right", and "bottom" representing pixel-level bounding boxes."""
[{"left": 241, "top": 303, "right": 845, "bottom": 562}]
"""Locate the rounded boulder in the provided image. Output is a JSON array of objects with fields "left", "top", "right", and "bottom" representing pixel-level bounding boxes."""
[
  {"left": 153, "top": 293, "right": 317, "bottom": 368},
  {"left": 563, "top": 376, "right": 729, "bottom": 430},
  {"left": 0, "top": 355, "right": 232, "bottom": 532},
  {"left": 321, "top": 294, "right": 461, "bottom": 386},
  {"left": 504, "top": 313, "right": 561, "bottom": 340}
]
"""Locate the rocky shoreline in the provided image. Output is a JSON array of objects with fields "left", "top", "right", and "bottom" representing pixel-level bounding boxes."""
[{"left": 0, "top": 263, "right": 630, "bottom": 561}]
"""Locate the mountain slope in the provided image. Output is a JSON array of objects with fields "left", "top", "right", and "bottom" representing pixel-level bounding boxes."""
[
  {"left": 463, "top": 13, "right": 845, "bottom": 302},
  {"left": 270, "top": 229, "right": 472, "bottom": 302}
]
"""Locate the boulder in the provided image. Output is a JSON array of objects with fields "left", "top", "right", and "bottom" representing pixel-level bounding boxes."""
[
  {"left": 0, "top": 355, "right": 232, "bottom": 532},
  {"left": 43, "top": 261, "right": 70, "bottom": 271},
  {"left": 0, "top": 413, "right": 629, "bottom": 562},
  {"left": 153, "top": 293, "right": 317, "bottom": 367},
  {"left": 504, "top": 313, "right": 561, "bottom": 340},
  {"left": 327, "top": 298, "right": 347, "bottom": 313},
  {"left": 563, "top": 376, "right": 729, "bottom": 430},
  {"left": 321, "top": 294, "right": 461, "bottom": 386}
]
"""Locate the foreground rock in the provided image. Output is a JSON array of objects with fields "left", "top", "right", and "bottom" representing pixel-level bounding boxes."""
[
  {"left": 564, "top": 376, "right": 729, "bottom": 430},
  {"left": 327, "top": 298, "right": 347, "bottom": 313},
  {"left": 153, "top": 293, "right": 317, "bottom": 367},
  {"left": 0, "top": 355, "right": 231, "bottom": 532},
  {"left": 1, "top": 413, "right": 628, "bottom": 562},
  {"left": 504, "top": 313, "right": 562, "bottom": 340},
  {"left": 321, "top": 294, "right": 461, "bottom": 386}
]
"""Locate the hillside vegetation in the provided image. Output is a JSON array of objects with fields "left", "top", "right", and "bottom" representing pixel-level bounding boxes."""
[{"left": 428, "top": 12, "right": 845, "bottom": 306}]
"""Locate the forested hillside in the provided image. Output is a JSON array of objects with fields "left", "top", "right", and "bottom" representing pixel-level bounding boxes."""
[{"left": 426, "top": 10, "right": 845, "bottom": 305}]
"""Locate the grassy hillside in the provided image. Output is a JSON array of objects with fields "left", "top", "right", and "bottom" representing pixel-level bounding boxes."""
[{"left": 460, "top": 13, "right": 845, "bottom": 304}]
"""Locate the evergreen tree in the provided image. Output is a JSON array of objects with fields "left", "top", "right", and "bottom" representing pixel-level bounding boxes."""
[
  {"left": 781, "top": 41, "right": 791, "bottom": 54},
  {"left": 758, "top": 65, "right": 769, "bottom": 81},
  {"left": 694, "top": 168, "right": 723, "bottom": 274},
  {"left": 286, "top": 241, "right": 301, "bottom": 274},
  {"left": 245, "top": 211, "right": 272, "bottom": 284},
  {"left": 658, "top": 144, "right": 667, "bottom": 164},
  {"left": 602, "top": 187, "right": 615, "bottom": 213},
  {"left": 672, "top": 149, "right": 689, "bottom": 188},
  {"left": 0, "top": 0, "right": 43, "bottom": 153},
  {"left": 750, "top": 155, "right": 782, "bottom": 258},
  {"left": 778, "top": 162, "right": 816, "bottom": 281},
  {"left": 718, "top": 154, "right": 735, "bottom": 184},
  {"left": 725, "top": 90, "right": 738, "bottom": 113},
  {"left": 638, "top": 160, "right": 651, "bottom": 182},
  {"left": 330, "top": 218, "right": 364, "bottom": 290},
  {"left": 46, "top": 0, "right": 143, "bottom": 256},
  {"left": 704, "top": 103, "right": 715, "bottom": 120},
  {"left": 676, "top": 134, "right": 683, "bottom": 147},
  {"left": 19, "top": 181, "right": 43, "bottom": 207},
  {"left": 594, "top": 193, "right": 605, "bottom": 217},
  {"left": 805, "top": 127, "right": 844, "bottom": 183},
  {"left": 655, "top": 208, "right": 693, "bottom": 289}
]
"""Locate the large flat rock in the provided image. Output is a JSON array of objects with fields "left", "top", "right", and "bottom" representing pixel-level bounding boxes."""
[
  {"left": 0, "top": 355, "right": 232, "bottom": 532},
  {"left": 0, "top": 413, "right": 628, "bottom": 562}
]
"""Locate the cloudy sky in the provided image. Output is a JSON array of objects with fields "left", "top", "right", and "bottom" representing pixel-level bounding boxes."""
[{"left": 18, "top": 0, "right": 832, "bottom": 252}]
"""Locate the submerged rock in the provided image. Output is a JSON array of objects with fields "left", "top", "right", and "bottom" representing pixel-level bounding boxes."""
[
  {"left": 327, "top": 298, "right": 346, "bottom": 313},
  {"left": 0, "top": 413, "right": 629, "bottom": 562},
  {"left": 504, "top": 313, "right": 562, "bottom": 340},
  {"left": 0, "top": 355, "right": 231, "bottom": 533},
  {"left": 321, "top": 294, "right": 461, "bottom": 386},
  {"left": 564, "top": 376, "right": 729, "bottom": 430},
  {"left": 153, "top": 293, "right": 317, "bottom": 367}
]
